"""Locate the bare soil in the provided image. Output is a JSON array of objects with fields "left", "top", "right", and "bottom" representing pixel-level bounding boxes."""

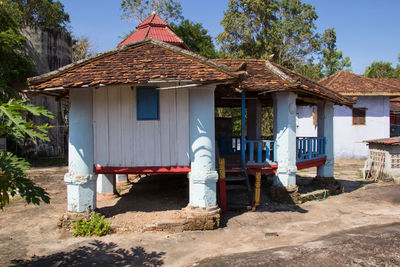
[{"left": 1, "top": 159, "right": 400, "bottom": 266}]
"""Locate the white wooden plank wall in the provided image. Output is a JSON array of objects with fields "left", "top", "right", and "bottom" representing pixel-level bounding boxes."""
[{"left": 93, "top": 86, "right": 190, "bottom": 167}]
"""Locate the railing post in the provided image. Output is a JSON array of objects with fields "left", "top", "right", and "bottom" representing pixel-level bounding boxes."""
[
  {"left": 264, "top": 141, "right": 270, "bottom": 163},
  {"left": 249, "top": 142, "right": 254, "bottom": 163},
  {"left": 218, "top": 158, "right": 226, "bottom": 213},
  {"left": 257, "top": 141, "right": 262, "bottom": 163},
  {"left": 253, "top": 172, "right": 261, "bottom": 210},
  {"left": 241, "top": 90, "right": 246, "bottom": 164}
]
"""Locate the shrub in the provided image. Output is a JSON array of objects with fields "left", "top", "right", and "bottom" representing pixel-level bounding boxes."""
[{"left": 72, "top": 213, "right": 112, "bottom": 237}]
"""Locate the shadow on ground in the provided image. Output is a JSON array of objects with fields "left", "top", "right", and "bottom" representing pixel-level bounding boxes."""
[
  {"left": 98, "top": 174, "right": 189, "bottom": 217},
  {"left": 195, "top": 223, "right": 400, "bottom": 266},
  {"left": 10, "top": 240, "right": 165, "bottom": 267},
  {"left": 220, "top": 176, "right": 309, "bottom": 227}
]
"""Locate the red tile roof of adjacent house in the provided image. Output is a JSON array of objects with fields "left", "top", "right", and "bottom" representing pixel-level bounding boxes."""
[
  {"left": 117, "top": 13, "right": 189, "bottom": 50},
  {"left": 320, "top": 71, "right": 400, "bottom": 96},
  {"left": 215, "top": 59, "right": 354, "bottom": 105},
  {"left": 27, "top": 39, "right": 241, "bottom": 97},
  {"left": 365, "top": 136, "right": 400, "bottom": 145}
]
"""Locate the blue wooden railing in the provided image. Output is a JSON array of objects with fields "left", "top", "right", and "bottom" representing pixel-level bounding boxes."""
[
  {"left": 217, "top": 136, "right": 276, "bottom": 164},
  {"left": 217, "top": 136, "right": 326, "bottom": 165},
  {"left": 296, "top": 137, "right": 326, "bottom": 162},
  {"left": 243, "top": 139, "right": 276, "bottom": 165},
  {"left": 217, "top": 136, "right": 241, "bottom": 154}
]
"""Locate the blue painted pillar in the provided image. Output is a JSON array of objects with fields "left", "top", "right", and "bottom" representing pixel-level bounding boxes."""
[
  {"left": 188, "top": 86, "right": 218, "bottom": 208},
  {"left": 317, "top": 101, "right": 334, "bottom": 177},
  {"left": 273, "top": 92, "right": 297, "bottom": 187},
  {"left": 64, "top": 88, "right": 97, "bottom": 212}
]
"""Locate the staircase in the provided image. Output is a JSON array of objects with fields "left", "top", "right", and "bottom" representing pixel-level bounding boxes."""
[{"left": 223, "top": 162, "right": 253, "bottom": 210}]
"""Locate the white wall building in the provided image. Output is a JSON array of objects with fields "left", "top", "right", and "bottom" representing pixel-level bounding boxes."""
[{"left": 297, "top": 71, "right": 400, "bottom": 159}]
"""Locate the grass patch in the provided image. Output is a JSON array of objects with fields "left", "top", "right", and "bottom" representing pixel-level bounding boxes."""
[{"left": 72, "top": 213, "right": 112, "bottom": 237}]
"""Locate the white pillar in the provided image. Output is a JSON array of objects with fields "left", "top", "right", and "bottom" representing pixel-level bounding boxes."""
[
  {"left": 116, "top": 174, "right": 128, "bottom": 184},
  {"left": 188, "top": 87, "right": 218, "bottom": 208},
  {"left": 247, "top": 99, "right": 262, "bottom": 140},
  {"left": 317, "top": 101, "right": 334, "bottom": 177},
  {"left": 273, "top": 92, "right": 297, "bottom": 187},
  {"left": 97, "top": 174, "right": 116, "bottom": 195},
  {"left": 64, "top": 88, "right": 96, "bottom": 212}
]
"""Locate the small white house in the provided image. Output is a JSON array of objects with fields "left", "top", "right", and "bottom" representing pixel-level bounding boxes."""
[
  {"left": 297, "top": 71, "right": 400, "bottom": 158},
  {"left": 26, "top": 14, "right": 353, "bottom": 228}
]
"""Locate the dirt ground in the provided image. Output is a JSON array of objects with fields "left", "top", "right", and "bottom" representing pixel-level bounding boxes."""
[{"left": 1, "top": 158, "right": 400, "bottom": 266}]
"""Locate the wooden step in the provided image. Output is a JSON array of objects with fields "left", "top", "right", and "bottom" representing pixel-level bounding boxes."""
[
  {"left": 227, "top": 203, "right": 253, "bottom": 210},
  {"left": 226, "top": 168, "right": 246, "bottom": 173},
  {"left": 226, "top": 184, "right": 248, "bottom": 191},
  {"left": 225, "top": 175, "right": 247, "bottom": 182}
]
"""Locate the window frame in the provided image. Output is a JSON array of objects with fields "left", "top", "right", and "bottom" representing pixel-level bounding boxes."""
[
  {"left": 352, "top": 107, "right": 367, "bottom": 126},
  {"left": 136, "top": 86, "right": 160, "bottom": 121}
]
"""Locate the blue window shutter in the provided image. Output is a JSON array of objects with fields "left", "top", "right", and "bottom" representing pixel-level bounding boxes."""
[{"left": 137, "top": 87, "right": 159, "bottom": 120}]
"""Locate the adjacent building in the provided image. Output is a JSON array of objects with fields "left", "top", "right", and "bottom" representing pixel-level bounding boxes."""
[{"left": 297, "top": 71, "right": 400, "bottom": 158}]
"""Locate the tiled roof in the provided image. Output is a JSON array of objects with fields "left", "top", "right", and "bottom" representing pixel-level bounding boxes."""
[
  {"left": 117, "top": 14, "right": 189, "bottom": 49},
  {"left": 371, "top": 78, "right": 400, "bottom": 89},
  {"left": 320, "top": 71, "right": 400, "bottom": 96},
  {"left": 215, "top": 59, "right": 354, "bottom": 105},
  {"left": 391, "top": 96, "right": 400, "bottom": 112},
  {"left": 365, "top": 136, "right": 400, "bottom": 145},
  {"left": 27, "top": 39, "right": 240, "bottom": 92}
]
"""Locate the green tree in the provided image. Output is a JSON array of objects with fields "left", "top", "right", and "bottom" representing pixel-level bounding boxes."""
[
  {"left": 217, "top": 0, "right": 321, "bottom": 68},
  {"left": 364, "top": 61, "right": 399, "bottom": 79},
  {"left": 0, "top": 0, "right": 69, "bottom": 208},
  {"left": 170, "top": 19, "right": 218, "bottom": 58},
  {"left": 0, "top": 99, "right": 53, "bottom": 209},
  {"left": 0, "top": 1, "right": 33, "bottom": 100},
  {"left": 10, "top": 0, "right": 70, "bottom": 32},
  {"left": 320, "top": 28, "right": 351, "bottom": 77},
  {"left": 121, "top": 0, "right": 183, "bottom": 23}
]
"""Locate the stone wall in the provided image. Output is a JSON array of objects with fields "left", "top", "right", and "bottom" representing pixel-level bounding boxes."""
[{"left": 21, "top": 27, "right": 72, "bottom": 158}]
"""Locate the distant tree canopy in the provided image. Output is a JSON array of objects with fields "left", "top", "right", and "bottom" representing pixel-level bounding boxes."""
[
  {"left": 170, "top": 19, "right": 218, "bottom": 58},
  {"left": 0, "top": 0, "right": 71, "bottom": 99},
  {"left": 0, "top": 1, "right": 33, "bottom": 100},
  {"left": 217, "top": 0, "right": 351, "bottom": 80},
  {"left": 121, "top": 0, "right": 183, "bottom": 23},
  {"left": 320, "top": 28, "right": 351, "bottom": 77},
  {"left": 72, "top": 36, "right": 96, "bottom": 62},
  {"left": 364, "top": 58, "right": 400, "bottom": 79},
  {"left": 9, "top": 0, "right": 70, "bottom": 32}
]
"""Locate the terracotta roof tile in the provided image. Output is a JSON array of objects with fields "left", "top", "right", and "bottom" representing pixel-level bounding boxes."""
[
  {"left": 365, "top": 136, "right": 400, "bottom": 145},
  {"left": 28, "top": 39, "right": 239, "bottom": 91},
  {"left": 215, "top": 59, "right": 353, "bottom": 105},
  {"left": 117, "top": 14, "right": 188, "bottom": 49},
  {"left": 371, "top": 78, "right": 400, "bottom": 89},
  {"left": 320, "top": 71, "right": 400, "bottom": 96}
]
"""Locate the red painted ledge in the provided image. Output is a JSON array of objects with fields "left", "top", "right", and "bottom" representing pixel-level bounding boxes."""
[
  {"left": 94, "top": 166, "right": 191, "bottom": 174},
  {"left": 296, "top": 157, "right": 326, "bottom": 170}
]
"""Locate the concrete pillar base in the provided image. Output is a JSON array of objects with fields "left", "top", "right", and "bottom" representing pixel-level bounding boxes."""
[
  {"left": 116, "top": 174, "right": 128, "bottom": 185},
  {"left": 188, "top": 171, "right": 218, "bottom": 208},
  {"left": 182, "top": 205, "right": 220, "bottom": 230},
  {"left": 273, "top": 166, "right": 297, "bottom": 187},
  {"left": 317, "top": 159, "right": 334, "bottom": 178},
  {"left": 64, "top": 173, "right": 97, "bottom": 213},
  {"left": 97, "top": 174, "right": 116, "bottom": 196}
]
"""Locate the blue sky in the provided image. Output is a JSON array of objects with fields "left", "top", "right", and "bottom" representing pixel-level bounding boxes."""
[{"left": 61, "top": 0, "right": 400, "bottom": 75}]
